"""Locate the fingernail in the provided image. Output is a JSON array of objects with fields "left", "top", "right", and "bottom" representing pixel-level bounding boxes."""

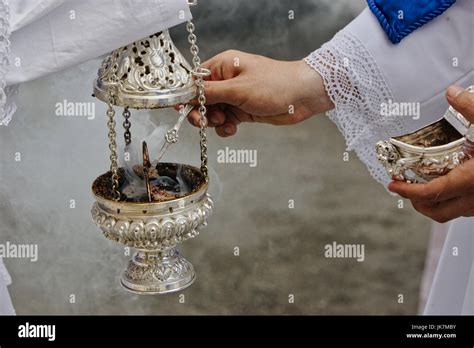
[
  {"left": 210, "top": 116, "right": 220, "bottom": 124},
  {"left": 447, "top": 85, "right": 464, "bottom": 98},
  {"left": 224, "top": 126, "right": 233, "bottom": 134}
]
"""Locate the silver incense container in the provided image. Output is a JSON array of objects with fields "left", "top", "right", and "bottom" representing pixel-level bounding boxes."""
[{"left": 376, "top": 86, "right": 474, "bottom": 183}]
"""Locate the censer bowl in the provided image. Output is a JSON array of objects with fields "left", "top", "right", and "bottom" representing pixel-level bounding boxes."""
[
  {"left": 91, "top": 163, "right": 213, "bottom": 294},
  {"left": 376, "top": 118, "right": 469, "bottom": 183}
]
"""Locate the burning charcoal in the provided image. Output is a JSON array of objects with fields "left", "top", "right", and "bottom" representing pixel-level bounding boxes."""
[
  {"left": 150, "top": 185, "right": 178, "bottom": 201},
  {"left": 132, "top": 165, "right": 160, "bottom": 180}
]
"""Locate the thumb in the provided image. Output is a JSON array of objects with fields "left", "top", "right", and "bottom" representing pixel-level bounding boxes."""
[
  {"left": 204, "top": 79, "right": 242, "bottom": 106},
  {"left": 446, "top": 85, "right": 474, "bottom": 123}
]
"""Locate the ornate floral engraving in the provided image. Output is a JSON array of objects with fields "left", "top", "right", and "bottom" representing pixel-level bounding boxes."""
[
  {"left": 376, "top": 140, "right": 470, "bottom": 183},
  {"left": 96, "top": 30, "right": 194, "bottom": 98},
  {"left": 123, "top": 250, "right": 193, "bottom": 284},
  {"left": 91, "top": 194, "right": 213, "bottom": 250}
]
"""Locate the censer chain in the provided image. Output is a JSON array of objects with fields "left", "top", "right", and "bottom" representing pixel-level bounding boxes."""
[
  {"left": 123, "top": 107, "right": 132, "bottom": 146},
  {"left": 187, "top": 20, "right": 209, "bottom": 182},
  {"left": 107, "top": 99, "right": 121, "bottom": 201}
]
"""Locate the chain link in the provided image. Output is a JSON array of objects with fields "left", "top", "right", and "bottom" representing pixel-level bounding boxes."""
[
  {"left": 122, "top": 107, "right": 132, "bottom": 146},
  {"left": 107, "top": 99, "right": 121, "bottom": 201},
  {"left": 187, "top": 20, "right": 209, "bottom": 181}
]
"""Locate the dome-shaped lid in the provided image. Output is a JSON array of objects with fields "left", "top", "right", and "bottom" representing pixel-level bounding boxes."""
[{"left": 94, "top": 30, "right": 196, "bottom": 109}]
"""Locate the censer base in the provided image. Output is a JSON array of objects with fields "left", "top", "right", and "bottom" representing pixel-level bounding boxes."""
[{"left": 121, "top": 248, "right": 195, "bottom": 295}]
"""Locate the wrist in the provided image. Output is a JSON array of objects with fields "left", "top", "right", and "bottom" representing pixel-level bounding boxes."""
[{"left": 294, "top": 60, "right": 334, "bottom": 115}]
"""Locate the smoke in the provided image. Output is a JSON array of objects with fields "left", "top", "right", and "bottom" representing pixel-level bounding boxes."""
[{"left": 117, "top": 108, "right": 217, "bottom": 202}]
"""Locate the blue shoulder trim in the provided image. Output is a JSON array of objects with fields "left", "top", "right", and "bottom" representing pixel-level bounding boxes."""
[{"left": 367, "top": 0, "right": 456, "bottom": 44}]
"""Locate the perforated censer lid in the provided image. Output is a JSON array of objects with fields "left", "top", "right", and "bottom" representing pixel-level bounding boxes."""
[{"left": 93, "top": 30, "right": 196, "bottom": 109}]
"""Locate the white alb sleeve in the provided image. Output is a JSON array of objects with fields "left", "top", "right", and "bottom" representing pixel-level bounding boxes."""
[
  {"left": 9, "top": 0, "right": 66, "bottom": 32},
  {"left": 7, "top": 0, "right": 192, "bottom": 86},
  {"left": 304, "top": 0, "right": 474, "bottom": 186},
  {"left": 0, "top": 0, "right": 192, "bottom": 126}
]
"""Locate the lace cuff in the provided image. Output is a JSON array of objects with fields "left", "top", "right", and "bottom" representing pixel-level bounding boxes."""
[
  {"left": 0, "top": 0, "right": 12, "bottom": 126},
  {"left": 304, "top": 30, "right": 408, "bottom": 185}
]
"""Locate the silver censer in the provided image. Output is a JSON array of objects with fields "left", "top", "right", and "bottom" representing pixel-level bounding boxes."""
[
  {"left": 91, "top": 2, "right": 213, "bottom": 294},
  {"left": 376, "top": 86, "right": 474, "bottom": 183}
]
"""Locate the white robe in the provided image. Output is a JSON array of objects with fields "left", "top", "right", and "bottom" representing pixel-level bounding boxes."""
[
  {"left": 0, "top": 259, "right": 15, "bottom": 315},
  {"left": 305, "top": 0, "right": 474, "bottom": 314},
  {"left": 0, "top": 0, "right": 191, "bottom": 315},
  {"left": 426, "top": 218, "right": 474, "bottom": 314}
]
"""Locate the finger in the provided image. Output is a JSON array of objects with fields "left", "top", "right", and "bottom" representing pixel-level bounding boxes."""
[
  {"left": 204, "top": 79, "right": 242, "bottom": 106},
  {"left": 387, "top": 170, "right": 466, "bottom": 202},
  {"left": 388, "top": 181, "right": 412, "bottom": 199},
  {"left": 202, "top": 50, "right": 243, "bottom": 81},
  {"left": 187, "top": 106, "right": 227, "bottom": 127},
  {"left": 446, "top": 85, "right": 474, "bottom": 123},
  {"left": 187, "top": 54, "right": 242, "bottom": 106},
  {"left": 388, "top": 179, "right": 446, "bottom": 202},
  {"left": 187, "top": 109, "right": 200, "bottom": 127},
  {"left": 207, "top": 108, "right": 226, "bottom": 127},
  {"left": 216, "top": 123, "right": 237, "bottom": 137},
  {"left": 215, "top": 111, "right": 241, "bottom": 137},
  {"left": 187, "top": 109, "right": 208, "bottom": 127}
]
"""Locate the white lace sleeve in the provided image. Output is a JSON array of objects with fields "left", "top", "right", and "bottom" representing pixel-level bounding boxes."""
[{"left": 304, "top": 30, "right": 408, "bottom": 186}]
